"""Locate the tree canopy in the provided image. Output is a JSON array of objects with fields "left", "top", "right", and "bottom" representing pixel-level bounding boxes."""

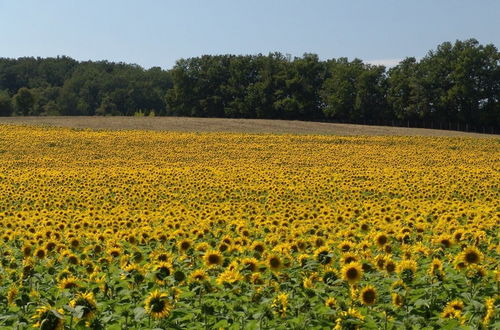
[{"left": 0, "top": 39, "right": 498, "bottom": 132}]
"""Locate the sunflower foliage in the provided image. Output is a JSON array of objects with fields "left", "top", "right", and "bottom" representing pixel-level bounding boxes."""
[{"left": 0, "top": 125, "right": 498, "bottom": 329}]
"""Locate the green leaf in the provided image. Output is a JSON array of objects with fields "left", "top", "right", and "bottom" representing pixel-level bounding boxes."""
[{"left": 134, "top": 307, "right": 146, "bottom": 321}]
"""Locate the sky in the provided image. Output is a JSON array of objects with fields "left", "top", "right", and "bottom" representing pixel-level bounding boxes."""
[{"left": 1, "top": 0, "right": 499, "bottom": 69}]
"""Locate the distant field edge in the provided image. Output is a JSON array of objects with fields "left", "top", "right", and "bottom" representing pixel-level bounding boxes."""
[{"left": 0, "top": 116, "right": 498, "bottom": 138}]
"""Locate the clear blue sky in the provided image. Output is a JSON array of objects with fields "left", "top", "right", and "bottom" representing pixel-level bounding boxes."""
[{"left": 1, "top": 0, "right": 498, "bottom": 69}]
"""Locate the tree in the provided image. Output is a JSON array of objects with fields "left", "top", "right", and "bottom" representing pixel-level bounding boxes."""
[
  {"left": 13, "top": 87, "right": 35, "bottom": 115},
  {"left": 0, "top": 90, "right": 12, "bottom": 116},
  {"left": 387, "top": 57, "right": 418, "bottom": 120}
]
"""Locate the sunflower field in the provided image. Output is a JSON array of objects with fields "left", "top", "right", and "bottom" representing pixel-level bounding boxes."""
[{"left": 0, "top": 125, "right": 498, "bottom": 329}]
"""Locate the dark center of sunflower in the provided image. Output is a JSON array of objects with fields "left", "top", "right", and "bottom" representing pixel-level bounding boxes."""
[
  {"left": 180, "top": 242, "right": 190, "bottom": 250},
  {"left": 317, "top": 251, "right": 331, "bottom": 265},
  {"left": 465, "top": 251, "right": 479, "bottom": 263},
  {"left": 386, "top": 263, "right": 396, "bottom": 272},
  {"left": 377, "top": 236, "right": 387, "bottom": 245},
  {"left": 244, "top": 262, "right": 257, "bottom": 272},
  {"left": 150, "top": 298, "right": 166, "bottom": 313},
  {"left": 346, "top": 267, "right": 359, "bottom": 280},
  {"left": 156, "top": 267, "right": 170, "bottom": 279},
  {"left": 208, "top": 254, "right": 221, "bottom": 264},
  {"left": 441, "top": 239, "right": 451, "bottom": 248},
  {"left": 345, "top": 256, "right": 356, "bottom": 264},
  {"left": 362, "top": 290, "right": 376, "bottom": 303},
  {"left": 254, "top": 244, "right": 264, "bottom": 253},
  {"left": 269, "top": 257, "right": 281, "bottom": 268}
]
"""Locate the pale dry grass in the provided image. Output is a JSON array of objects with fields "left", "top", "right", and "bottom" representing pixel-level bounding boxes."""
[{"left": 0, "top": 116, "right": 497, "bottom": 137}]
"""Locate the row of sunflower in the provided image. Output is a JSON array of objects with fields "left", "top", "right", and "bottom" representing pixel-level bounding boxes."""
[{"left": 0, "top": 124, "right": 498, "bottom": 329}]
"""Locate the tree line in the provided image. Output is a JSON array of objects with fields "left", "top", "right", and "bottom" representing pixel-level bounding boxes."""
[{"left": 0, "top": 39, "right": 498, "bottom": 131}]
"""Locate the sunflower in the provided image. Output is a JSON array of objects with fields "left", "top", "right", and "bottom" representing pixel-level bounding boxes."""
[
  {"left": 66, "top": 253, "right": 79, "bottom": 265},
  {"left": 445, "top": 299, "right": 464, "bottom": 312},
  {"left": 58, "top": 276, "right": 79, "bottom": 290},
  {"left": 195, "top": 242, "right": 210, "bottom": 252},
  {"left": 34, "top": 247, "right": 47, "bottom": 259},
  {"left": 314, "top": 247, "right": 332, "bottom": 265},
  {"left": 360, "top": 285, "right": 377, "bottom": 306},
  {"left": 375, "top": 255, "right": 386, "bottom": 270},
  {"left": 428, "top": 258, "right": 444, "bottom": 278},
  {"left": 385, "top": 259, "right": 396, "bottom": 273},
  {"left": 7, "top": 285, "right": 18, "bottom": 306},
  {"left": 152, "top": 262, "right": 173, "bottom": 285},
  {"left": 338, "top": 241, "right": 353, "bottom": 253},
  {"left": 216, "top": 268, "right": 243, "bottom": 285},
  {"left": 251, "top": 242, "right": 265, "bottom": 254},
  {"left": 375, "top": 233, "right": 388, "bottom": 248},
  {"left": 325, "top": 297, "right": 337, "bottom": 309},
  {"left": 188, "top": 269, "right": 208, "bottom": 283},
  {"left": 250, "top": 272, "right": 264, "bottom": 285},
  {"left": 391, "top": 293, "right": 404, "bottom": 308},
  {"left": 483, "top": 297, "right": 495, "bottom": 327},
  {"left": 435, "top": 235, "right": 453, "bottom": 249},
  {"left": 22, "top": 244, "right": 32, "bottom": 258},
  {"left": 203, "top": 250, "right": 224, "bottom": 267},
  {"left": 69, "top": 238, "right": 80, "bottom": 249},
  {"left": 341, "top": 252, "right": 358, "bottom": 265},
  {"left": 122, "top": 263, "right": 145, "bottom": 284},
  {"left": 466, "top": 264, "right": 487, "bottom": 281},
  {"left": 177, "top": 239, "right": 192, "bottom": 253},
  {"left": 241, "top": 257, "right": 259, "bottom": 272},
  {"left": 460, "top": 246, "right": 483, "bottom": 265},
  {"left": 397, "top": 259, "right": 417, "bottom": 284},
  {"left": 32, "top": 305, "right": 64, "bottom": 330},
  {"left": 391, "top": 279, "right": 407, "bottom": 292},
  {"left": 271, "top": 292, "right": 288, "bottom": 318},
  {"left": 144, "top": 290, "right": 172, "bottom": 319},
  {"left": 69, "top": 292, "right": 97, "bottom": 320},
  {"left": 341, "top": 262, "right": 363, "bottom": 285},
  {"left": 267, "top": 254, "right": 283, "bottom": 272}
]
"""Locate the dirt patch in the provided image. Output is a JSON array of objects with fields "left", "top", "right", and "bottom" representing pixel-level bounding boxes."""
[{"left": 0, "top": 116, "right": 497, "bottom": 137}]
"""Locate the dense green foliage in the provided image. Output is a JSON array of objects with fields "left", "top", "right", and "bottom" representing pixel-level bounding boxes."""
[{"left": 0, "top": 39, "right": 498, "bottom": 131}]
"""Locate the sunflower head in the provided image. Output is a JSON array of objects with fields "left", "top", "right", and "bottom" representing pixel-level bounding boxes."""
[
  {"left": 241, "top": 258, "right": 259, "bottom": 272},
  {"left": 267, "top": 254, "right": 283, "bottom": 271},
  {"left": 314, "top": 247, "right": 332, "bottom": 265},
  {"left": 69, "top": 292, "right": 97, "bottom": 320},
  {"left": 466, "top": 264, "right": 487, "bottom": 282},
  {"left": 391, "top": 293, "right": 404, "bottom": 308},
  {"left": 461, "top": 246, "right": 483, "bottom": 265},
  {"left": 360, "top": 285, "right": 377, "bottom": 306},
  {"left": 203, "top": 250, "right": 224, "bottom": 267},
  {"left": 144, "top": 290, "right": 172, "bottom": 319},
  {"left": 58, "top": 276, "right": 79, "bottom": 291},
  {"left": 325, "top": 297, "right": 337, "bottom": 309},
  {"left": 32, "top": 305, "right": 64, "bottom": 330},
  {"left": 429, "top": 258, "right": 444, "bottom": 278},
  {"left": 177, "top": 239, "right": 192, "bottom": 253},
  {"left": 341, "top": 262, "right": 363, "bottom": 285},
  {"left": 341, "top": 252, "right": 358, "bottom": 265},
  {"left": 188, "top": 269, "right": 208, "bottom": 283},
  {"left": 271, "top": 292, "right": 288, "bottom": 318},
  {"left": 153, "top": 262, "right": 173, "bottom": 285},
  {"left": 375, "top": 233, "right": 388, "bottom": 247},
  {"left": 385, "top": 259, "right": 396, "bottom": 273},
  {"left": 397, "top": 259, "right": 417, "bottom": 284},
  {"left": 34, "top": 247, "right": 47, "bottom": 259},
  {"left": 446, "top": 299, "right": 464, "bottom": 312}
]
